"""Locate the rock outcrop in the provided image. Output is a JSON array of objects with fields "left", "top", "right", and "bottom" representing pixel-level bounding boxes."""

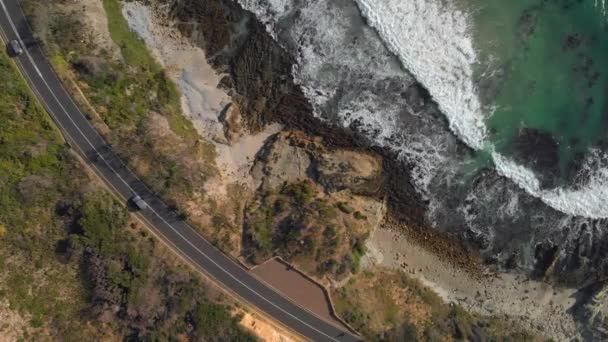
[{"left": 245, "top": 131, "right": 385, "bottom": 279}]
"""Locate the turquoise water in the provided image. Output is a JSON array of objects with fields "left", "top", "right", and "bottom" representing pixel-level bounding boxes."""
[{"left": 466, "top": 0, "right": 608, "bottom": 179}]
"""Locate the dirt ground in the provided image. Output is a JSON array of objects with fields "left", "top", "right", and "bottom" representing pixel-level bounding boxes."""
[
  {"left": 250, "top": 258, "right": 349, "bottom": 331},
  {"left": 55, "top": 0, "right": 121, "bottom": 60},
  {"left": 0, "top": 300, "right": 28, "bottom": 342}
]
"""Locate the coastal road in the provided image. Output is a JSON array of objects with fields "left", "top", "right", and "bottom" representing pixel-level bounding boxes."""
[{"left": 0, "top": 1, "right": 360, "bottom": 341}]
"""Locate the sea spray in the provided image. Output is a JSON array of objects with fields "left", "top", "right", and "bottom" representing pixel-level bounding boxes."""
[{"left": 236, "top": 0, "right": 468, "bottom": 202}]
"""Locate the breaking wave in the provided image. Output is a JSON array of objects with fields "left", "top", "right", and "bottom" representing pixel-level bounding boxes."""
[
  {"left": 355, "top": 0, "right": 487, "bottom": 150},
  {"left": 493, "top": 150, "right": 608, "bottom": 218},
  {"left": 237, "top": 0, "right": 608, "bottom": 220},
  {"left": 597, "top": 0, "right": 607, "bottom": 18}
]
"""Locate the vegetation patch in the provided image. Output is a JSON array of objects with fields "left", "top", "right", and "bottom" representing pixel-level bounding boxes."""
[
  {"left": 337, "top": 202, "right": 355, "bottom": 214},
  {"left": 243, "top": 180, "right": 373, "bottom": 279},
  {"left": 25, "top": 0, "right": 221, "bottom": 240},
  {"left": 102, "top": 0, "right": 158, "bottom": 68},
  {"left": 62, "top": 191, "right": 255, "bottom": 341}
]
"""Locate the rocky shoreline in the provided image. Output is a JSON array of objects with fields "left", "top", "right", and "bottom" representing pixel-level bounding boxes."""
[
  {"left": 13, "top": 0, "right": 608, "bottom": 339},
  {"left": 154, "top": 1, "right": 608, "bottom": 339},
  {"left": 35, "top": 0, "right": 608, "bottom": 339},
  {"left": 160, "top": 0, "right": 485, "bottom": 274}
]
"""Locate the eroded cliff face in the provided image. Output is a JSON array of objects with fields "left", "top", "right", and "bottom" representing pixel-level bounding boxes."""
[
  {"left": 26, "top": 0, "right": 608, "bottom": 339},
  {"left": 169, "top": 0, "right": 327, "bottom": 137}
]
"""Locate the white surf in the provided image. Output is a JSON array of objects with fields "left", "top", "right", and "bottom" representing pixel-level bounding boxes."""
[
  {"left": 355, "top": 0, "right": 608, "bottom": 218},
  {"left": 239, "top": 0, "right": 608, "bottom": 219}
]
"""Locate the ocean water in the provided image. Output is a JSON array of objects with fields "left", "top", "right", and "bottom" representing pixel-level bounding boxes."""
[
  {"left": 237, "top": 0, "right": 608, "bottom": 271},
  {"left": 472, "top": 0, "right": 608, "bottom": 177},
  {"left": 355, "top": 0, "right": 608, "bottom": 218}
]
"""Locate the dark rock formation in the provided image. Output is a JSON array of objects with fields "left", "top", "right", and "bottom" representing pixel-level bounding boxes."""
[{"left": 168, "top": 0, "right": 359, "bottom": 148}]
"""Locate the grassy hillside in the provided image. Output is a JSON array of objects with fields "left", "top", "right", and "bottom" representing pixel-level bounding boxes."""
[
  {"left": 0, "top": 46, "right": 254, "bottom": 340},
  {"left": 25, "top": 0, "right": 228, "bottom": 242},
  {"left": 0, "top": 41, "right": 93, "bottom": 340}
]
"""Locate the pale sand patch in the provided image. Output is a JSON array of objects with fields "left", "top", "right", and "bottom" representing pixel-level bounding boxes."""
[
  {"left": 210, "top": 125, "right": 282, "bottom": 195},
  {"left": 119, "top": 5, "right": 294, "bottom": 341},
  {"left": 239, "top": 312, "right": 300, "bottom": 342},
  {"left": 121, "top": 2, "right": 281, "bottom": 194},
  {"left": 362, "top": 227, "right": 580, "bottom": 340},
  {"left": 0, "top": 300, "right": 29, "bottom": 341}
]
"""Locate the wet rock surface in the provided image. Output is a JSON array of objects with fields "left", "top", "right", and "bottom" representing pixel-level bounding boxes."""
[
  {"left": 511, "top": 127, "right": 560, "bottom": 189},
  {"left": 164, "top": 0, "right": 431, "bottom": 244},
  {"left": 574, "top": 281, "right": 608, "bottom": 341}
]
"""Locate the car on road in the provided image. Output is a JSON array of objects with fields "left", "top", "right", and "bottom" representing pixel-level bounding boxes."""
[
  {"left": 7, "top": 39, "right": 23, "bottom": 57},
  {"left": 130, "top": 195, "right": 147, "bottom": 211}
]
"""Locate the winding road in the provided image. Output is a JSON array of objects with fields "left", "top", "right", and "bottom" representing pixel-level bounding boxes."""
[{"left": 0, "top": 0, "right": 360, "bottom": 340}]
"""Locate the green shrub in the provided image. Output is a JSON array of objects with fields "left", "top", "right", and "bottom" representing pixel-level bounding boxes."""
[
  {"left": 324, "top": 225, "right": 337, "bottom": 239},
  {"left": 282, "top": 181, "right": 315, "bottom": 205},
  {"left": 354, "top": 211, "right": 367, "bottom": 220},
  {"left": 350, "top": 240, "right": 366, "bottom": 274},
  {"left": 337, "top": 202, "right": 355, "bottom": 214},
  {"left": 317, "top": 201, "right": 338, "bottom": 219},
  {"left": 47, "top": 11, "right": 92, "bottom": 59},
  {"left": 273, "top": 197, "right": 287, "bottom": 213},
  {"left": 77, "top": 191, "right": 129, "bottom": 255},
  {"left": 212, "top": 214, "right": 230, "bottom": 230}
]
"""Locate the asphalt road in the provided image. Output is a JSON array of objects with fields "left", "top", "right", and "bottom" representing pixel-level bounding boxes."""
[{"left": 0, "top": 1, "right": 361, "bottom": 341}]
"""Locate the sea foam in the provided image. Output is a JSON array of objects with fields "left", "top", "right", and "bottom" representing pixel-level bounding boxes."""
[
  {"left": 493, "top": 150, "right": 608, "bottom": 218},
  {"left": 355, "top": 0, "right": 487, "bottom": 150},
  {"left": 356, "top": 0, "right": 608, "bottom": 218},
  {"left": 597, "top": 0, "right": 607, "bottom": 17},
  {"left": 236, "top": 0, "right": 456, "bottom": 199}
]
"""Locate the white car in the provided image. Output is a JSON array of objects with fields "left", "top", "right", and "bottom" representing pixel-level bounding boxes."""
[{"left": 130, "top": 195, "right": 147, "bottom": 211}]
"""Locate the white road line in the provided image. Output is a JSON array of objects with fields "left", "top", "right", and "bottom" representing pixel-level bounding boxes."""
[{"left": 0, "top": 1, "right": 347, "bottom": 340}]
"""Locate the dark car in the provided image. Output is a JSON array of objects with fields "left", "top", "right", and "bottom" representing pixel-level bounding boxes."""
[{"left": 7, "top": 39, "right": 23, "bottom": 57}]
